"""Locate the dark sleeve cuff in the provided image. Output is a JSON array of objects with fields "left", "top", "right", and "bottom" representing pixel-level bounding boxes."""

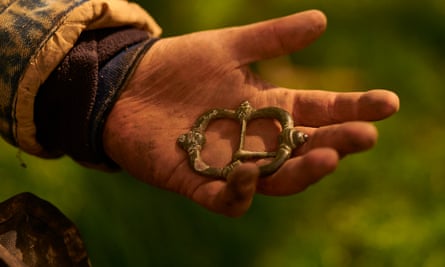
[{"left": 34, "top": 27, "right": 158, "bottom": 169}]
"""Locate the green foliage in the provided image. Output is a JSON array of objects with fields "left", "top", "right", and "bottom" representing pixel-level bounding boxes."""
[{"left": 1, "top": 0, "right": 444, "bottom": 266}]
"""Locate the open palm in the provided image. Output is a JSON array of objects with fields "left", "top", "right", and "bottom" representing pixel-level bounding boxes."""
[{"left": 103, "top": 10, "right": 399, "bottom": 216}]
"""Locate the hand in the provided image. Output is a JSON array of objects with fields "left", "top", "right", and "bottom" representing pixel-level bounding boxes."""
[{"left": 102, "top": 10, "right": 399, "bottom": 217}]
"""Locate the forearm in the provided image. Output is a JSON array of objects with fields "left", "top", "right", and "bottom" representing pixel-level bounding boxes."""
[{"left": 0, "top": 0, "right": 160, "bottom": 167}]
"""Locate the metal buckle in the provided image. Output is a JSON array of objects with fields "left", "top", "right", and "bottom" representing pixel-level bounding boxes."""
[{"left": 177, "top": 101, "right": 308, "bottom": 179}]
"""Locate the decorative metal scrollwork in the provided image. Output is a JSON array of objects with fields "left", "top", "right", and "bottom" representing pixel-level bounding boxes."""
[{"left": 177, "top": 101, "right": 308, "bottom": 179}]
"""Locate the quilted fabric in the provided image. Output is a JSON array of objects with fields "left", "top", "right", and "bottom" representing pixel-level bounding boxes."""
[{"left": 0, "top": 0, "right": 161, "bottom": 156}]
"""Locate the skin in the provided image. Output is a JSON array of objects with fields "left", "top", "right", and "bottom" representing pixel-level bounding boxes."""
[{"left": 102, "top": 10, "right": 400, "bottom": 217}]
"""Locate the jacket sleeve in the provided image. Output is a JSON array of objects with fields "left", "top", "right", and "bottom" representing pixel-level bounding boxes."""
[{"left": 0, "top": 0, "right": 161, "bottom": 158}]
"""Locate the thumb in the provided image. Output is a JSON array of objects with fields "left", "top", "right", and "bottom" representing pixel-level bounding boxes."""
[{"left": 221, "top": 10, "right": 327, "bottom": 65}]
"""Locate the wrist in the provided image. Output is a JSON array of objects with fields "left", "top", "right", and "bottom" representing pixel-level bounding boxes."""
[{"left": 34, "top": 27, "right": 158, "bottom": 169}]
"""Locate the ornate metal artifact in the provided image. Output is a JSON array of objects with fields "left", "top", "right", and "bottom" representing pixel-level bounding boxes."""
[{"left": 177, "top": 101, "right": 308, "bottom": 179}]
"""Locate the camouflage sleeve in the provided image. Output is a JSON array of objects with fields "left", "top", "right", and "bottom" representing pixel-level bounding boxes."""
[
  {"left": 34, "top": 26, "right": 159, "bottom": 169},
  {"left": 0, "top": 0, "right": 161, "bottom": 159}
]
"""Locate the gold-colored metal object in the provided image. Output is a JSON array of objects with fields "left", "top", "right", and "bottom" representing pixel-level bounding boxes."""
[{"left": 177, "top": 101, "right": 308, "bottom": 179}]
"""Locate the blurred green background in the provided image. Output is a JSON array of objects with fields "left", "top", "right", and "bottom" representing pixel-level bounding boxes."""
[{"left": 1, "top": 0, "right": 445, "bottom": 266}]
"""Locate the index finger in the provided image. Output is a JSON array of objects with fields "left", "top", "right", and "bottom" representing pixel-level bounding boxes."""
[{"left": 260, "top": 89, "right": 400, "bottom": 127}]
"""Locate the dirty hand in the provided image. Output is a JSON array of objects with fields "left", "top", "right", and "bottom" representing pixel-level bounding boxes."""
[{"left": 103, "top": 10, "right": 400, "bottom": 217}]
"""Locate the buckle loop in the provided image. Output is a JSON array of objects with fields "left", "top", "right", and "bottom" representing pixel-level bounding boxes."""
[{"left": 177, "top": 101, "right": 308, "bottom": 179}]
